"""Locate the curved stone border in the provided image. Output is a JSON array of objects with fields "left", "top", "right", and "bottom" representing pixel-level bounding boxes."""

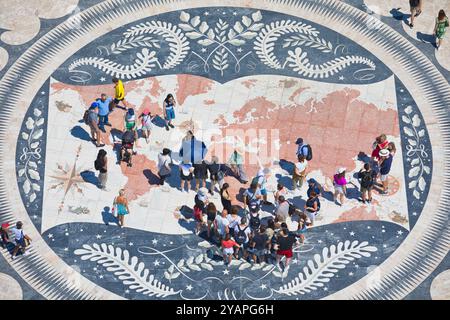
[{"left": 0, "top": 0, "right": 448, "bottom": 300}]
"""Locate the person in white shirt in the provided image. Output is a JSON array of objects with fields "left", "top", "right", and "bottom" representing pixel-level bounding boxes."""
[
  {"left": 293, "top": 155, "right": 308, "bottom": 190},
  {"left": 11, "top": 221, "right": 31, "bottom": 260},
  {"left": 157, "top": 148, "right": 172, "bottom": 186},
  {"left": 214, "top": 209, "right": 230, "bottom": 240}
]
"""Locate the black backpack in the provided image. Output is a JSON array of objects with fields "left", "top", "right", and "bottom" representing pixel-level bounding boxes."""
[
  {"left": 235, "top": 225, "right": 248, "bottom": 245},
  {"left": 361, "top": 170, "right": 374, "bottom": 187},
  {"left": 83, "top": 110, "right": 91, "bottom": 125},
  {"left": 305, "top": 144, "right": 313, "bottom": 161},
  {"left": 249, "top": 213, "right": 261, "bottom": 230},
  {"left": 122, "top": 130, "right": 135, "bottom": 144}
]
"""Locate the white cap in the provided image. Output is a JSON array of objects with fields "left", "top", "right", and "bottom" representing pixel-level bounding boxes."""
[
  {"left": 337, "top": 167, "right": 346, "bottom": 174},
  {"left": 379, "top": 149, "right": 390, "bottom": 157}
]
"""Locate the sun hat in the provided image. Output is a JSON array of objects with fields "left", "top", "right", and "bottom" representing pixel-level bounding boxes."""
[
  {"left": 379, "top": 149, "right": 390, "bottom": 157},
  {"left": 142, "top": 108, "right": 150, "bottom": 115},
  {"left": 337, "top": 167, "right": 346, "bottom": 174}
]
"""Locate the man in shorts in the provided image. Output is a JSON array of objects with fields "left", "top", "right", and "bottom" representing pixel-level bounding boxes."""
[
  {"left": 96, "top": 93, "right": 112, "bottom": 132},
  {"left": 248, "top": 225, "right": 270, "bottom": 264},
  {"left": 409, "top": 0, "right": 422, "bottom": 28},
  {"left": 112, "top": 77, "right": 127, "bottom": 110},
  {"left": 87, "top": 103, "right": 105, "bottom": 147},
  {"left": 11, "top": 221, "right": 32, "bottom": 260}
]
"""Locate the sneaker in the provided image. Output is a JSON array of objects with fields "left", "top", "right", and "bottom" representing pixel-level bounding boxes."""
[
  {"left": 96, "top": 143, "right": 105, "bottom": 147},
  {"left": 409, "top": 22, "right": 414, "bottom": 28},
  {"left": 11, "top": 255, "right": 15, "bottom": 260},
  {"left": 169, "top": 123, "right": 175, "bottom": 128},
  {"left": 105, "top": 122, "right": 112, "bottom": 127},
  {"left": 165, "top": 125, "right": 169, "bottom": 131}
]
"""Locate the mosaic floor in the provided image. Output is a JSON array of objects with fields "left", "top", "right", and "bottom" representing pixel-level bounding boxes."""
[{"left": 0, "top": 0, "right": 449, "bottom": 300}]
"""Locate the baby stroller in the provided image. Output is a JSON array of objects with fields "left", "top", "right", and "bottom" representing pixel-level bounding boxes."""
[{"left": 120, "top": 130, "right": 136, "bottom": 167}]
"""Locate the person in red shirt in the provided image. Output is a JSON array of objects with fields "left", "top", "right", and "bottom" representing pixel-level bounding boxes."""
[
  {"left": 221, "top": 233, "right": 240, "bottom": 265},
  {"left": 371, "top": 134, "right": 389, "bottom": 160}
]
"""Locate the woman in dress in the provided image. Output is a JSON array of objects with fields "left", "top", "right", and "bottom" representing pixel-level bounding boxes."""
[
  {"left": 163, "top": 94, "right": 176, "bottom": 131},
  {"left": 95, "top": 149, "right": 108, "bottom": 190},
  {"left": 113, "top": 189, "right": 130, "bottom": 228},
  {"left": 220, "top": 182, "right": 232, "bottom": 213},
  {"left": 434, "top": 10, "right": 449, "bottom": 50}
]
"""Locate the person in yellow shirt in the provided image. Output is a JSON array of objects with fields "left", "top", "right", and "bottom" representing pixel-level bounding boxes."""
[{"left": 112, "top": 77, "right": 127, "bottom": 109}]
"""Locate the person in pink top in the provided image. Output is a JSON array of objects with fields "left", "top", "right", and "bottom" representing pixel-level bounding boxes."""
[
  {"left": 371, "top": 134, "right": 389, "bottom": 160},
  {"left": 333, "top": 168, "right": 347, "bottom": 206}
]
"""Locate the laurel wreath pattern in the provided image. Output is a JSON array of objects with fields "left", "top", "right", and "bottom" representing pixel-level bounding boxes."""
[
  {"left": 67, "top": 9, "right": 376, "bottom": 80},
  {"left": 402, "top": 106, "right": 431, "bottom": 200},
  {"left": 274, "top": 241, "right": 377, "bottom": 296},
  {"left": 74, "top": 243, "right": 180, "bottom": 297},
  {"left": 18, "top": 106, "right": 45, "bottom": 204}
]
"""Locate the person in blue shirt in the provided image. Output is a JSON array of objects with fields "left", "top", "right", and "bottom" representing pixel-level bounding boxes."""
[
  {"left": 95, "top": 93, "right": 112, "bottom": 132},
  {"left": 306, "top": 178, "right": 322, "bottom": 198},
  {"left": 379, "top": 149, "right": 393, "bottom": 195},
  {"left": 295, "top": 137, "right": 309, "bottom": 158}
]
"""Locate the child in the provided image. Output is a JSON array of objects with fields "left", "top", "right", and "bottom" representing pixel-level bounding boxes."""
[
  {"left": 139, "top": 108, "right": 154, "bottom": 144},
  {"left": 0, "top": 223, "right": 10, "bottom": 249},
  {"left": 221, "top": 233, "right": 240, "bottom": 265}
]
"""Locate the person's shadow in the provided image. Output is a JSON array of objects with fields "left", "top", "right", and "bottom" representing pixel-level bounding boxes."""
[
  {"left": 390, "top": 7, "right": 411, "bottom": 27},
  {"left": 80, "top": 170, "right": 99, "bottom": 187},
  {"left": 70, "top": 125, "right": 91, "bottom": 142},
  {"left": 101, "top": 206, "right": 119, "bottom": 226},
  {"left": 152, "top": 115, "right": 166, "bottom": 128},
  {"left": 143, "top": 169, "right": 161, "bottom": 185},
  {"left": 417, "top": 32, "right": 436, "bottom": 45}
]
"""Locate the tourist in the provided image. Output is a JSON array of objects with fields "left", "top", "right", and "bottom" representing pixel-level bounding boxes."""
[
  {"left": 220, "top": 183, "right": 232, "bottom": 213},
  {"left": 409, "top": 0, "right": 422, "bottom": 28},
  {"left": 227, "top": 206, "right": 241, "bottom": 238},
  {"left": 248, "top": 225, "right": 270, "bottom": 264},
  {"left": 179, "top": 161, "right": 194, "bottom": 192},
  {"left": 379, "top": 149, "right": 393, "bottom": 195},
  {"left": 333, "top": 168, "right": 347, "bottom": 206},
  {"left": 266, "top": 219, "right": 276, "bottom": 242},
  {"left": 113, "top": 189, "right": 130, "bottom": 228},
  {"left": 275, "top": 196, "right": 290, "bottom": 224},
  {"left": 112, "top": 77, "right": 127, "bottom": 109},
  {"left": 86, "top": 102, "right": 105, "bottom": 147},
  {"left": 193, "top": 160, "right": 208, "bottom": 191},
  {"left": 124, "top": 108, "right": 138, "bottom": 147},
  {"left": 248, "top": 202, "right": 261, "bottom": 233},
  {"left": 255, "top": 168, "right": 272, "bottom": 205},
  {"left": 434, "top": 10, "right": 449, "bottom": 50},
  {"left": 358, "top": 163, "right": 375, "bottom": 204},
  {"left": 233, "top": 217, "right": 251, "bottom": 259},
  {"left": 296, "top": 213, "right": 308, "bottom": 244},
  {"left": 95, "top": 149, "right": 108, "bottom": 190},
  {"left": 286, "top": 207, "right": 300, "bottom": 233},
  {"left": 120, "top": 130, "right": 136, "bottom": 167},
  {"left": 95, "top": 93, "right": 112, "bottom": 132},
  {"left": 214, "top": 209, "right": 230, "bottom": 241},
  {"left": 292, "top": 155, "right": 308, "bottom": 190},
  {"left": 205, "top": 202, "right": 218, "bottom": 239},
  {"left": 387, "top": 142, "right": 397, "bottom": 157},
  {"left": 163, "top": 94, "right": 176, "bottom": 131},
  {"left": 0, "top": 223, "right": 10, "bottom": 249},
  {"left": 274, "top": 183, "right": 288, "bottom": 207},
  {"left": 295, "top": 137, "right": 310, "bottom": 159},
  {"left": 157, "top": 148, "right": 172, "bottom": 186},
  {"left": 221, "top": 233, "right": 240, "bottom": 266},
  {"left": 307, "top": 178, "right": 323, "bottom": 198},
  {"left": 275, "top": 227, "right": 297, "bottom": 270},
  {"left": 371, "top": 134, "right": 389, "bottom": 160},
  {"left": 243, "top": 182, "right": 262, "bottom": 211},
  {"left": 139, "top": 108, "right": 154, "bottom": 143},
  {"left": 193, "top": 188, "right": 208, "bottom": 235},
  {"left": 179, "top": 130, "right": 208, "bottom": 164},
  {"left": 228, "top": 149, "right": 248, "bottom": 183},
  {"left": 207, "top": 156, "right": 222, "bottom": 195},
  {"left": 304, "top": 191, "right": 320, "bottom": 226},
  {"left": 11, "top": 221, "right": 32, "bottom": 260}
]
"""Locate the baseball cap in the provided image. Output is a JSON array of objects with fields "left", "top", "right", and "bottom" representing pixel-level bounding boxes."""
[{"left": 295, "top": 138, "right": 304, "bottom": 145}]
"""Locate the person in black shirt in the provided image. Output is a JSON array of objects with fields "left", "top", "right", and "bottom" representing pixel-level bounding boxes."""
[
  {"left": 193, "top": 161, "right": 208, "bottom": 191},
  {"left": 358, "top": 162, "right": 375, "bottom": 203},
  {"left": 205, "top": 202, "right": 218, "bottom": 239},
  {"left": 275, "top": 227, "right": 297, "bottom": 269},
  {"left": 248, "top": 225, "right": 270, "bottom": 263},
  {"left": 207, "top": 156, "right": 221, "bottom": 195}
]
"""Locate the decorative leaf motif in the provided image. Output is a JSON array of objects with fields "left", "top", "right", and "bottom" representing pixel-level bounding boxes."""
[
  {"left": 35, "top": 118, "right": 45, "bottom": 127},
  {"left": 190, "top": 16, "right": 201, "bottom": 28},
  {"left": 195, "top": 254, "right": 203, "bottom": 264},
  {"left": 23, "top": 180, "right": 31, "bottom": 194},
  {"left": 413, "top": 190, "right": 420, "bottom": 199},
  {"left": 418, "top": 177, "right": 426, "bottom": 191},
  {"left": 180, "top": 11, "right": 190, "bottom": 23},
  {"left": 18, "top": 168, "right": 25, "bottom": 177},
  {"left": 401, "top": 115, "right": 411, "bottom": 124},
  {"left": 29, "top": 193, "right": 36, "bottom": 203},
  {"left": 252, "top": 11, "right": 263, "bottom": 22},
  {"left": 234, "top": 21, "right": 244, "bottom": 33},
  {"left": 74, "top": 244, "right": 180, "bottom": 297},
  {"left": 423, "top": 166, "right": 431, "bottom": 174},
  {"left": 22, "top": 132, "right": 29, "bottom": 140},
  {"left": 286, "top": 47, "right": 375, "bottom": 79},
  {"left": 275, "top": 241, "right": 377, "bottom": 296},
  {"left": 418, "top": 129, "right": 425, "bottom": 137},
  {"left": 410, "top": 158, "right": 420, "bottom": 166},
  {"left": 408, "top": 180, "right": 417, "bottom": 189},
  {"left": 403, "top": 127, "right": 414, "bottom": 137},
  {"left": 408, "top": 166, "right": 420, "bottom": 178},
  {"left": 404, "top": 106, "right": 413, "bottom": 114},
  {"left": 33, "top": 109, "right": 42, "bottom": 117},
  {"left": 408, "top": 139, "right": 417, "bottom": 146},
  {"left": 412, "top": 114, "right": 421, "bottom": 127},
  {"left": 242, "top": 15, "right": 252, "bottom": 27},
  {"left": 25, "top": 118, "right": 34, "bottom": 130},
  {"left": 198, "top": 39, "right": 214, "bottom": 46}
]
